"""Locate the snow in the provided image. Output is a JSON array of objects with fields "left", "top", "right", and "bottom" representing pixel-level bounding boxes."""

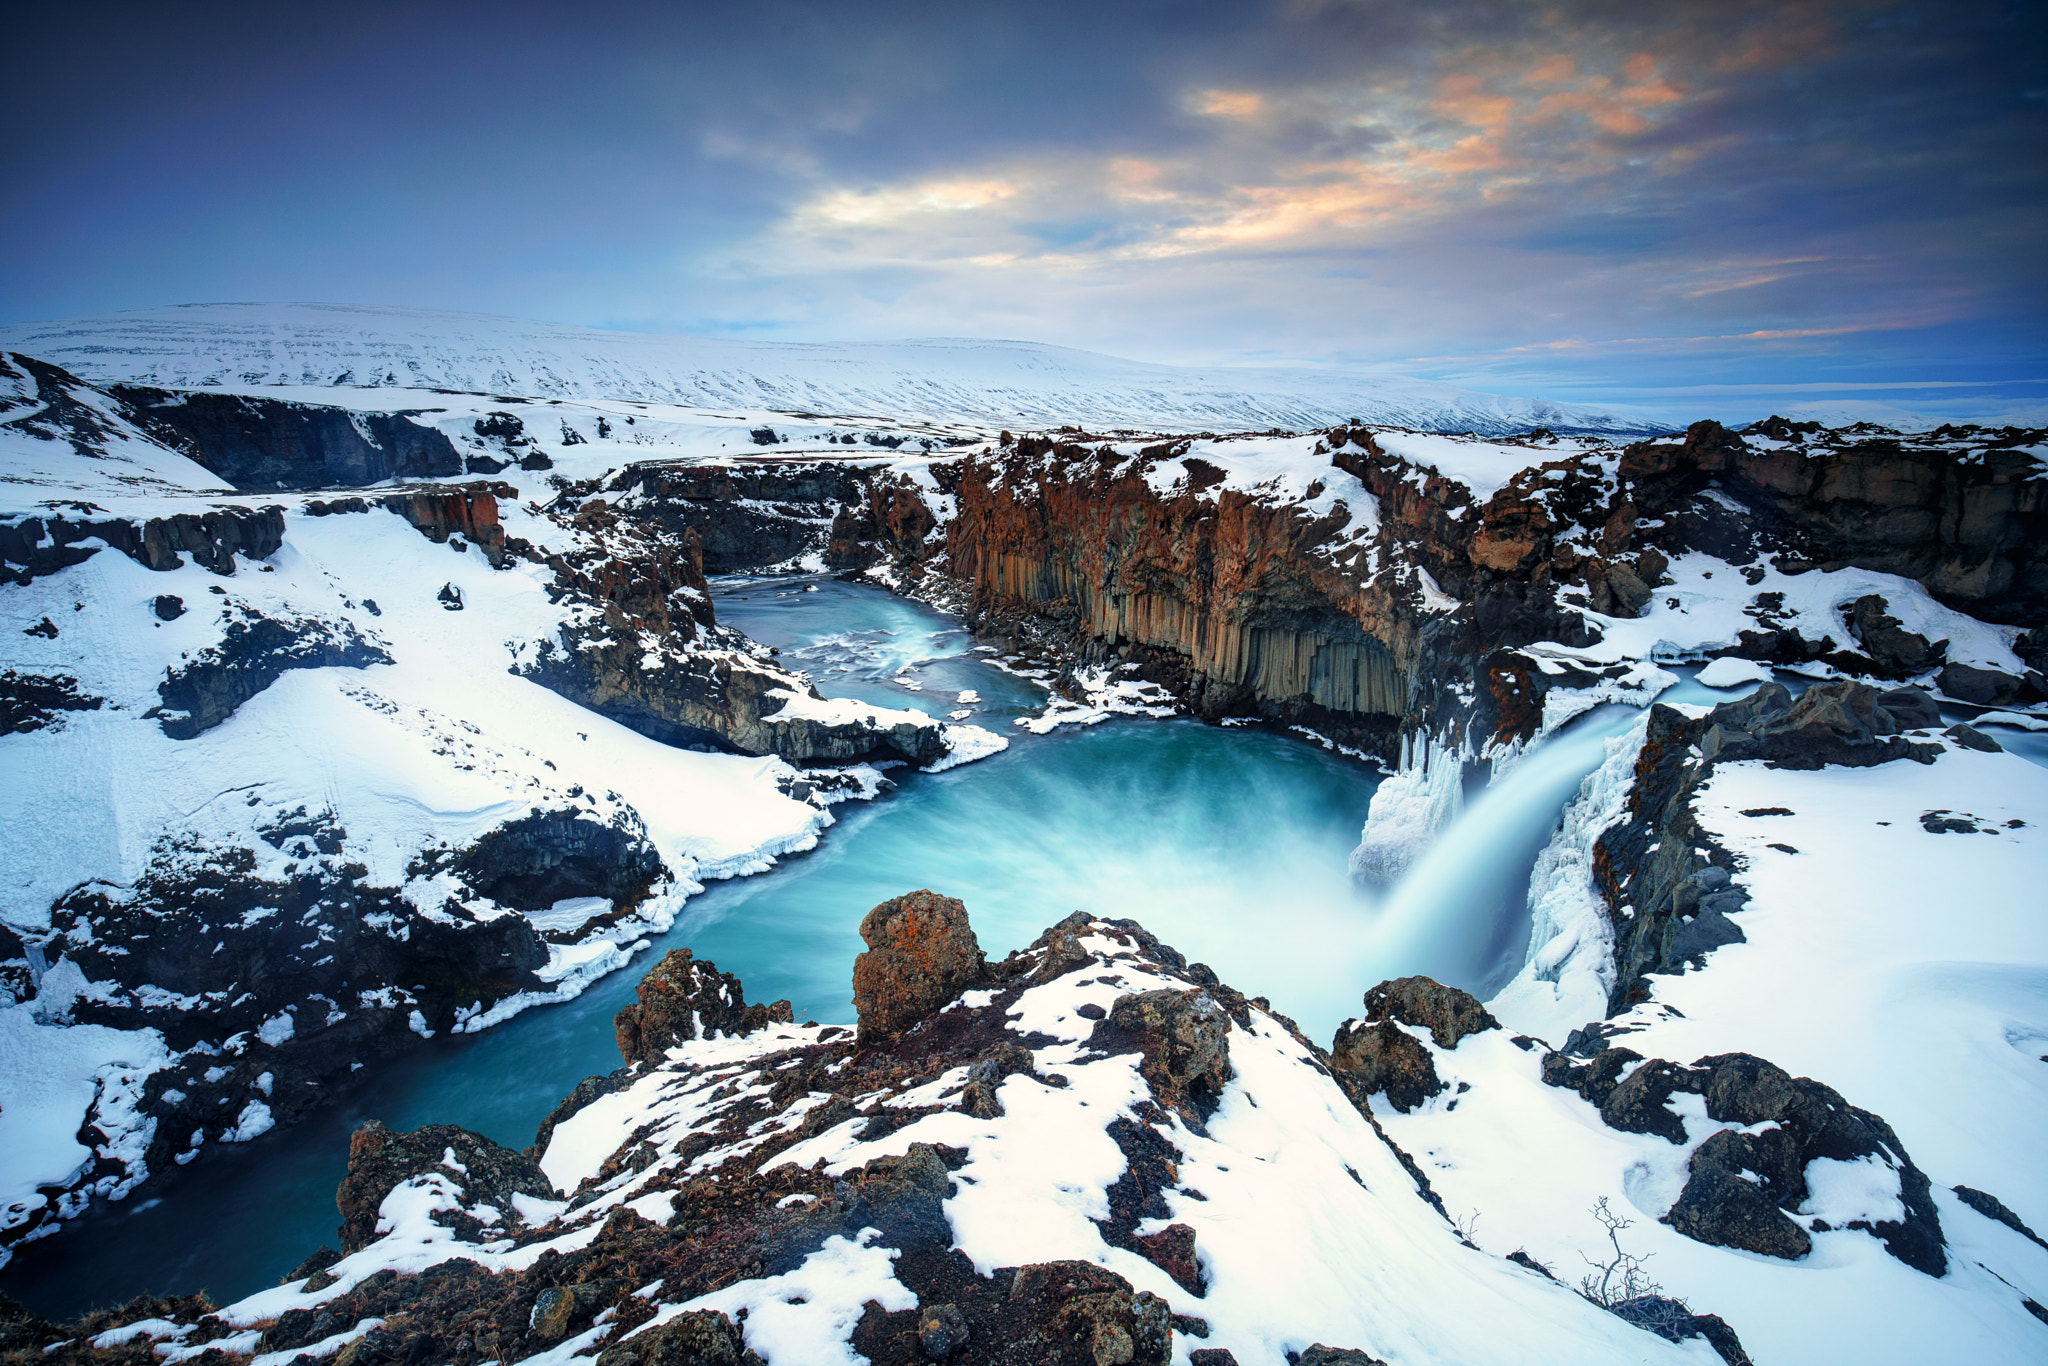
[
  {"left": 0, "top": 303, "right": 1663, "bottom": 437},
  {"left": 1437, "top": 737, "right": 2048, "bottom": 1366},
  {"left": 1695, "top": 656, "right": 1773, "bottom": 689},
  {"left": 663, "top": 1231, "right": 915, "bottom": 1366},
  {"left": 0, "top": 477, "right": 1001, "bottom": 1249},
  {"left": 921, "top": 724, "right": 1008, "bottom": 772},
  {"left": 1536, "top": 551, "right": 2027, "bottom": 679},
  {"left": 1372, "top": 430, "right": 1611, "bottom": 498},
  {"left": 0, "top": 1004, "right": 172, "bottom": 1232}
]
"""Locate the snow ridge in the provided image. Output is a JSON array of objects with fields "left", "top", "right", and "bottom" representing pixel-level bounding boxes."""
[{"left": 0, "top": 303, "right": 1666, "bottom": 436}]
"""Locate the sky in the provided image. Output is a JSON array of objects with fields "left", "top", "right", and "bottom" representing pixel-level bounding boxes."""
[{"left": 2, "top": 0, "right": 2044, "bottom": 422}]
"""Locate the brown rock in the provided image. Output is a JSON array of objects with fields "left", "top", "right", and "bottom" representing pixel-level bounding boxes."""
[
  {"left": 1132, "top": 1223, "right": 1205, "bottom": 1296},
  {"left": 1007, "top": 1261, "right": 1172, "bottom": 1366},
  {"left": 1360, "top": 977, "right": 1499, "bottom": 1050},
  {"left": 1330, "top": 1019, "right": 1441, "bottom": 1113},
  {"left": 614, "top": 948, "right": 790, "bottom": 1065},
  {"left": 851, "top": 890, "right": 987, "bottom": 1043},
  {"left": 335, "top": 1120, "right": 554, "bottom": 1253},
  {"left": 1098, "top": 989, "right": 1231, "bottom": 1116}
]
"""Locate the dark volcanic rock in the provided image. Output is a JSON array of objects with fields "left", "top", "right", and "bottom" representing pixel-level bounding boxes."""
[
  {"left": 335, "top": 1121, "right": 555, "bottom": 1253},
  {"left": 1666, "top": 1135, "right": 1814, "bottom": 1260},
  {"left": 0, "top": 670, "right": 104, "bottom": 735},
  {"left": 1096, "top": 989, "right": 1232, "bottom": 1119},
  {"left": 1295, "top": 1348, "right": 1388, "bottom": 1366},
  {"left": 1330, "top": 1018, "right": 1442, "bottom": 1113},
  {"left": 1609, "top": 1296, "right": 1753, "bottom": 1365},
  {"left": 514, "top": 495, "right": 946, "bottom": 767},
  {"left": 112, "top": 385, "right": 466, "bottom": 489},
  {"left": 1937, "top": 661, "right": 2040, "bottom": 706},
  {"left": 613, "top": 948, "right": 791, "bottom": 1064},
  {"left": 1698, "top": 680, "right": 1941, "bottom": 771},
  {"left": 851, "top": 890, "right": 988, "bottom": 1043},
  {"left": 152, "top": 606, "right": 392, "bottom": 738},
  {"left": 1619, "top": 417, "right": 2048, "bottom": 624},
  {"left": 1360, "top": 976, "right": 1499, "bottom": 1050},
  {"left": 1545, "top": 1044, "right": 1946, "bottom": 1275},
  {"left": 1593, "top": 681, "right": 1943, "bottom": 1012},
  {"left": 1, "top": 504, "right": 285, "bottom": 583},
  {"left": 1845, "top": 594, "right": 1944, "bottom": 677},
  {"left": 1005, "top": 1261, "right": 1172, "bottom": 1366},
  {"left": 454, "top": 808, "right": 666, "bottom": 920},
  {"left": 1952, "top": 1186, "right": 2048, "bottom": 1251}
]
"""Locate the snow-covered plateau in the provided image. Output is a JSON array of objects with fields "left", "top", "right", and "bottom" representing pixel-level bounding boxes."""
[
  {"left": 1, "top": 314, "right": 2045, "bottom": 1366},
  {"left": 0, "top": 303, "right": 1663, "bottom": 438}
]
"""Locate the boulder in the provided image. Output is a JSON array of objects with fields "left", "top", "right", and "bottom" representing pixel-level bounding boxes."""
[
  {"left": 1330, "top": 1019, "right": 1441, "bottom": 1113},
  {"left": 851, "top": 890, "right": 987, "bottom": 1043},
  {"left": 592, "top": 1310, "right": 746, "bottom": 1366},
  {"left": 1875, "top": 686, "right": 1942, "bottom": 728},
  {"left": 614, "top": 948, "right": 791, "bottom": 1065},
  {"left": 1666, "top": 1154, "right": 1813, "bottom": 1261},
  {"left": 335, "top": 1121, "right": 554, "bottom": 1253},
  {"left": 918, "top": 1302, "right": 971, "bottom": 1359},
  {"left": 1938, "top": 661, "right": 2041, "bottom": 707},
  {"left": 1098, "top": 988, "right": 1232, "bottom": 1116},
  {"left": 1699, "top": 680, "right": 1940, "bottom": 769},
  {"left": 1006, "top": 1261, "right": 1171, "bottom": 1366},
  {"left": 1846, "top": 595, "right": 1944, "bottom": 677},
  {"left": 1360, "top": 976, "right": 1499, "bottom": 1050}
]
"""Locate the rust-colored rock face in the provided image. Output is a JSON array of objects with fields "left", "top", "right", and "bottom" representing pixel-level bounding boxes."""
[
  {"left": 946, "top": 445, "right": 1423, "bottom": 755},
  {"left": 828, "top": 474, "right": 940, "bottom": 569},
  {"left": 380, "top": 484, "right": 512, "bottom": 566},
  {"left": 851, "top": 890, "right": 987, "bottom": 1043}
]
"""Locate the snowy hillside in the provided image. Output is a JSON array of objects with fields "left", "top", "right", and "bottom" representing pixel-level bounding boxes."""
[{"left": 0, "top": 303, "right": 1666, "bottom": 436}]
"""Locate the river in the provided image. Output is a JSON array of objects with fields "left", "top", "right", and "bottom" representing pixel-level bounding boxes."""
[{"left": 0, "top": 577, "right": 1997, "bottom": 1317}]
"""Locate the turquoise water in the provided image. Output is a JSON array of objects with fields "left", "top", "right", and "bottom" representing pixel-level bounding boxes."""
[
  {"left": 0, "top": 579, "right": 1383, "bottom": 1316},
  {"left": 15, "top": 580, "right": 1982, "bottom": 1317}
]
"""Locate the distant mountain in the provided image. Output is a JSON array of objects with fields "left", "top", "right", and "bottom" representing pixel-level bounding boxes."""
[{"left": 0, "top": 302, "right": 1668, "bottom": 436}]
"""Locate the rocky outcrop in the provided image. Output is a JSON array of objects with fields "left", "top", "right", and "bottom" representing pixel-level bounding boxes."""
[
  {"left": 0, "top": 670, "right": 103, "bottom": 735},
  {"left": 599, "top": 459, "right": 881, "bottom": 573},
  {"left": 1329, "top": 978, "right": 1496, "bottom": 1114},
  {"left": 852, "top": 890, "right": 987, "bottom": 1042},
  {"left": 515, "top": 495, "right": 947, "bottom": 767},
  {"left": 1095, "top": 989, "right": 1231, "bottom": 1120},
  {"left": 336, "top": 1121, "right": 554, "bottom": 1253},
  {"left": 150, "top": 605, "right": 393, "bottom": 738},
  {"left": 453, "top": 808, "right": 667, "bottom": 924},
  {"left": 1542, "top": 1044, "right": 1946, "bottom": 1276},
  {"left": 1620, "top": 418, "right": 2048, "bottom": 624},
  {"left": 111, "top": 386, "right": 467, "bottom": 489},
  {"left": 308, "top": 483, "right": 518, "bottom": 567},
  {"left": 1845, "top": 594, "right": 1945, "bottom": 677},
  {"left": 1593, "top": 681, "right": 1943, "bottom": 1011},
  {"left": 0, "top": 811, "right": 557, "bottom": 1260},
  {"left": 11, "top": 904, "right": 1750, "bottom": 1366},
  {"left": 1330, "top": 1017, "right": 1443, "bottom": 1113},
  {"left": 612, "top": 948, "right": 792, "bottom": 1064},
  {"left": 1361, "top": 976, "right": 1500, "bottom": 1050},
  {"left": 0, "top": 505, "right": 285, "bottom": 584}
]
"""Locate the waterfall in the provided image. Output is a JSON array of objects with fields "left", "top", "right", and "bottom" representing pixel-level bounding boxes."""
[
  {"left": 1348, "top": 729, "right": 1467, "bottom": 883},
  {"left": 1358, "top": 705, "right": 1654, "bottom": 996}
]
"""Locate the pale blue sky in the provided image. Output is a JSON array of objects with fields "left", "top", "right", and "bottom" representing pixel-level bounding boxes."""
[{"left": 4, "top": 0, "right": 2043, "bottom": 420}]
